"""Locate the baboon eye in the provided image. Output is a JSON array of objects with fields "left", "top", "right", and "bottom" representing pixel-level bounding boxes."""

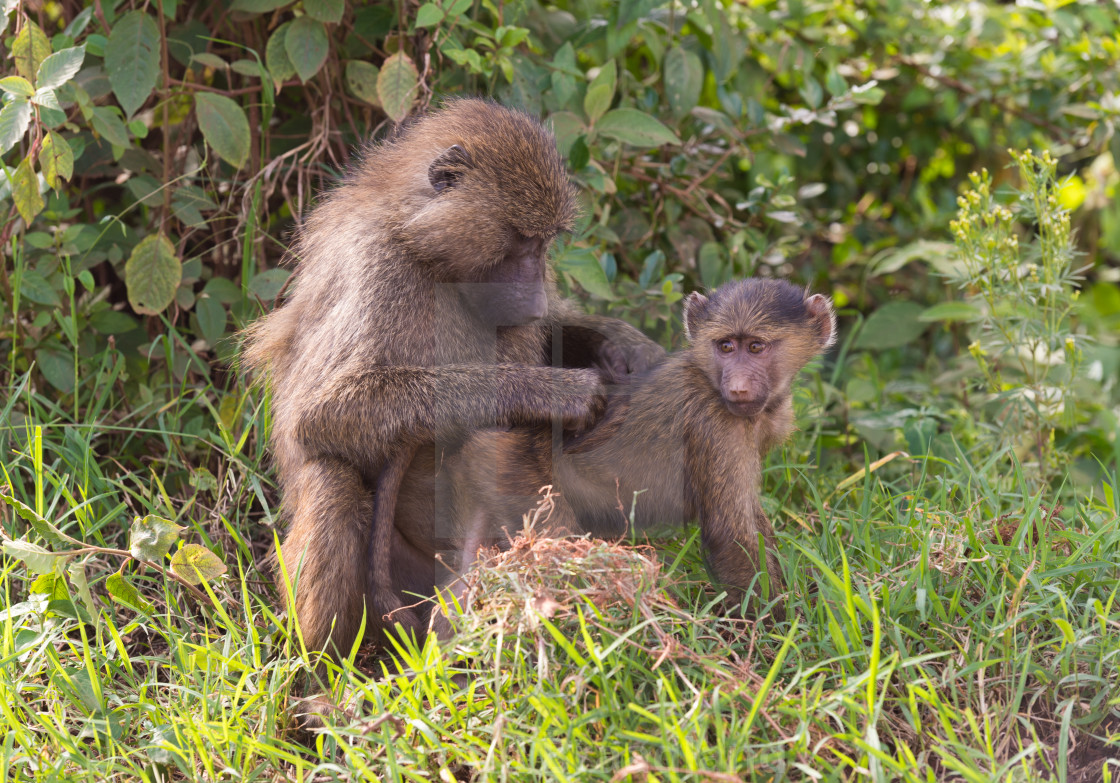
[
  {"left": 717, "top": 340, "right": 735, "bottom": 354},
  {"left": 748, "top": 341, "right": 766, "bottom": 354}
]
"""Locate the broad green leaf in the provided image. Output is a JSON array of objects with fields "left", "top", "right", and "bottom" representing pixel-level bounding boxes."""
[
  {"left": 195, "top": 92, "right": 250, "bottom": 168},
  {"left": 556, "top": 248, "right": 613, "bottom": 300},
  {"left": 0, "top": 75, "right": 34, "bottom": 97},
  {"left": 918, "top": 302, "right": 981, "bottom": 322},
  {"left": 548, "top": 111, "right": 584, "bottom": 157},
  {"left": 106, "top": 572, "right": 153, "bottom": 613},
  {"left": 595, "top": 108, "right": 680, "bottom": 147},
  {"left": 170, "top": 544, "right": 228, "bottom": 585},
  {"left": 40, "top": 131, "right": 74, "bottom": 189},
  {"left": 11, "top": 155, "right": 44, "bottom": 224},
  {"left": 129, "top": 515, "right": 185, "bottom": 563},
  {"left": 377, "top": 52, "right": 419, "bottom": 123},
  {"left": 415, "top": 2, "right": 443, "bottom": 27},
  {"left": 0, "top": 99, "right": 31, "bottom": 154},
  {"left": 37, "top": 347, "right": 74, "bottom": 393},
  {"left": 107, "top": 11, "right": 160, "bottom": 118},
  {"left": 663, "top": 46, "right": 703, "bottom": 119},
  {"left": 852, "top": 82, "right": 885, "bottom": 105},
  {"left": 265, "top": 22, "right": 296, "bottom": 89},
  {"left": 35, "top": 45, "right": 85, "bottom": 91},
  {"left": 345, "top": 60, "right": 380, "bottom": 106},
  {"left": 89, "top": 308, "right": 138, "bottom": 334},
  {"left": 853, "top": 302, "right": 928, "bottom": 350},
  {"left": 3, "top": 539, "right": 61, "bottom": 575},
  {"left": 583, "top": 83, "right": 613, "bottom": 124},
  {"left": 13, "top": 21, "right": 50, "bottom": 81},
  {"left": 248, "top": 267, "right": 290, "bottom": 301},
  {"left": 284, "top": 17, "right": 329, "bottom": 84},
  {"left": 305, "top": 0, "right": 344, "bottom": 24},
  {"left": 125, "top": 233, "right": 182, "bottom": 315},
  {"left": 19, "top": 269, "right": 60, "bottom": 307},
  {"left": 230, "top": 0, "right": 292, "bottom": 11},
  {"left": 91, "top": 106, "right": 131, "bottom": 148},
  {"left": 195, "top": 294, "right": 226, "bottom": 346},
  {"left": 868, "top": 240, "right": 957, "bottom": 277}
]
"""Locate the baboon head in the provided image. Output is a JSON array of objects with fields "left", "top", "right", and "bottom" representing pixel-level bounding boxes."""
[
  {"left": 684, "top": 279, "right": 836, "bottom": 418},
  {"left": 372, "top": 99, "right": 578, "bottom": 326}
]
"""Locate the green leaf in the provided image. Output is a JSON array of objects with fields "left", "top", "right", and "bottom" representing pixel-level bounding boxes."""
[
  {"left": 305, "top": 0, "right": 344, "bottom": 23},
  {"left": 595, "top": 108, "right": 680, "bottom": 147},
  {"left": 230, "top": 0, "right": 292, "bottom": 11},
  {"left": 663, "top": 46, "right": 703, "bottom": 119},
  {"left": 2, "top": 539, "right": 60, "bottom": 575},
  {"left": 284, "top": 16, "right": 329, "bottom": 84},
  {"left": 556, "top": 248, "right": 613, "bottom": 300},
  {"left": 91, "top": 106, "right": 131, "bottom": 148},
  {"left": 13, "top": 21, "right": 51, "bottom": 81},
  {"left": 918, "top": 302, "right": 981, "bottom": 322},
  {"left": 868, "top": 240, "right": 957, "bottom": 276},
  {"left": 35, "top": 45, "right": 85, "bottom": 91},
  {"left": 195, "top": 294, "right": 226, "bottom": 346},
  {"left": 106, "top": 572, "right": 153, "bottom": 613},
  {"left": 129, "top": 515, "right": 186, "bottom": 563},
  {"left": 0, "top": 99, "right": 31, "bottom": 155},
  {"left": 40, "top": 131, "right": 74, "bottom": 189},
  {"left": 67, "top": 561, "right": 97, "bottom": 624},
  {"left": 265, "top": 22, "right": 296, "bottom": 89},
  {"left": 37, "top": 347, "right": 74, "bottom": 393},
  {"left": 377, "top": 52, "right": 419, "bottom": 123},
  {"left": 11, "top": 155, "right": 44, "bottom": 224},
  {"left": 170, "top": 544, "right": 227, "bottom": 585},
  {"left": 248, "top": 268, "right": 290, "bottom": 301},
  {"left": 345, "top": 60, "right": 380, "bottom": 106},
  {"left": 125, "top": 233, "right": 182, "bottom": 315},
  {"left": 19, "top": 269, "right": 60, "bottom": 307},
  {"left": 195, "top": 92, "right": 250, "bottom": 168},
  {"left": 89, "top": 308, "right": 138, "bottom": 334},
  {"left": 0, "top": 75, "right": 35, "bottom": 98},
  {"left": 583, "top": 83, "right": 613, "bottom": 124},
  {"left": 107, "top": 11, "right": 160, "bottom": 118},
  {"left": 853, "top": 302, "right": 928, "bottom": 350},
  {"left": 851, "top": 82, "right": 885, "bottom": 105},
  {"left": 414, "top": 2, "right": 444, "bottom": 27},
  {"left": 0, "top": 490, "right": 68, "bottom": 549}
]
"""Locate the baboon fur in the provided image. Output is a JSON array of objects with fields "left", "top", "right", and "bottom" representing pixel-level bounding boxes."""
[
  {"left": 242, "top": 99, "right": 664, "bottom": 657},
  {"left": 429, "top": 278, "right": 836, "bottom": 622}
]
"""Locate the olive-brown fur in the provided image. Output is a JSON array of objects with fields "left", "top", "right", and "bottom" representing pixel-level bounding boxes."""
[
  {"left": 242, "top": 99, "right": 664, "bottom": 658},
  {"left": 438, "top": 278, "right": 836, "bottom": 621}
]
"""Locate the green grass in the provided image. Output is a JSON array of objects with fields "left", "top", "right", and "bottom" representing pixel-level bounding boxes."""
[{"left": 1, "top": 348, "right": 1118, "bottom": 782}]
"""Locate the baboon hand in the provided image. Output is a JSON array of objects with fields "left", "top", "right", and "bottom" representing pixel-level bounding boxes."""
[
  {"left": 596, "top": 337, "right": 666, "bottom": 384},
  {"left": 557, "top": 368, "right": 607, "bottom": 433}
]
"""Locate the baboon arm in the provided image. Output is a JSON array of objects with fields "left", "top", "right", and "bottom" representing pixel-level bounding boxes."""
[
  {"left": 546, "top": 299, "right": 666, "bottom": 381},
  {"left": 293, "top": 363, "right": 598, "bottom": 465}
]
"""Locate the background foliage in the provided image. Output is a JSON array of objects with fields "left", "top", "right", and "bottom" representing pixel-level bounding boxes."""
[{"left": 1, "top": 0, "right": 1119, "bottom": 780}]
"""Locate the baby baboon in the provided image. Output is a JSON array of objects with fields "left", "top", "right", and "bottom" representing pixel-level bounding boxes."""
[
  {"left": 442, "top": 278, "right": 836, "bottom": 620},
  {"left": 242, "top": 99, "right": 664, "bottom": 657}
]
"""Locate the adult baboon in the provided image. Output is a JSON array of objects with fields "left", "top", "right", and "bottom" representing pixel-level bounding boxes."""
[
  {"left": 242, "top": 99, "right": 664, "bottom": 657},
  {"left": 433, "top": 278, "right": 836, "bottom": 623}
]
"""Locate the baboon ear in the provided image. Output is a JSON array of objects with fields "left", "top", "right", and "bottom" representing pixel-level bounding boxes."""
[
  {"left": 428, "top": 144, "right": 472, "bottom": 193},
  {"left": 805, "top": 293, "right": 837, "bottom": 349},
  {"left": 683, "top": 292, "right": 710, "bottom": 342}
]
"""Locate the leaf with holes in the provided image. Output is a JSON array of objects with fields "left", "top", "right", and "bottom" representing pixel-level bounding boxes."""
[
  {"left": 284, "top": 16, "right": 328, "bottom": 84},
  {"left": 13, "top": 21, "right": 50, "bottom": 81},
  {"left": 170, "top": 544, "right": 228, "bottom": 586},
  {"left": 107, "top": 11, "right": 159, "bottom": 118},
  {"left": 41, "top": 131, "right": 74, "bottom": 189},
  {"left": 195, "top": 92, "right": 250, "bottom": 168},
  {"left": 125, "top": 234, "right": 182, "bottom": 315},
  {"left": 345, "top": 60, "right": 380, "bottom": 106},
  {"left": 129, "top": 515, "right": 186, "bottom": 563},
  {"left": 377, "top": 52, "right": 419, "bottom": 123},
  {"left": 0, "top": 99, "right": 31, "bottom": 155},
  {"left": 35, "top": 45, "right": 85, "bottom": 91}
]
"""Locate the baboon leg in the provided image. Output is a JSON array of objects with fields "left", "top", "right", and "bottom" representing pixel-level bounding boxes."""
[
  {"left": 280, "top": 457, "right": 373, "bottom": 657},
  {"left": 369, "top": 445, "right": 422, "bottom": 635}
]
